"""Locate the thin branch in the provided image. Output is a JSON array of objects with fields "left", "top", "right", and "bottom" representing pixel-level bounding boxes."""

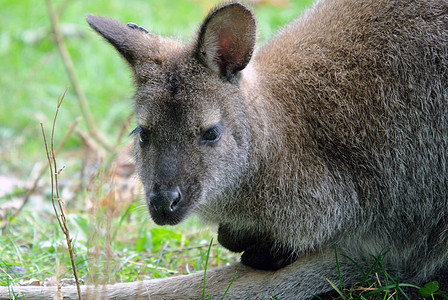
[
  {"left": 45, "top": 0, "right": 114, "bottom": 153},
  {"left": 41, "top": 89, "right": 82, "bottom": 300}
]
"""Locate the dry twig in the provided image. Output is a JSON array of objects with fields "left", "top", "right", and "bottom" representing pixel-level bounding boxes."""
[{"left": 40, "top": 89, "right": 82, "bottom": 300}]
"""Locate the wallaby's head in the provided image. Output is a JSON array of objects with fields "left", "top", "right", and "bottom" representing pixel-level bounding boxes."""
[{"left": 87, "top": 3, "right": 257, "bottom": 225}]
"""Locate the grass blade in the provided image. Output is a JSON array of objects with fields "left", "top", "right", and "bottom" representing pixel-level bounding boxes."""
[
  {"left": 326, "top": 278, "right": 345, "bottom": 299},
  {"left": 202, "top": 238, "right": 213, "bottom": 300},
  {"left": 334, "top": 245, "right": 345, "bottom": 296},
  {"left": 221, "top": 271, "right": 237, "bottom": 299}
]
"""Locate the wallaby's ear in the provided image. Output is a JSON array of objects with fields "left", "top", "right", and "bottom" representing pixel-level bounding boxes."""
[
  {"left": 196, "top": 2, "right": 257, "bottom": 80},
  {"left": 87, "top": 14, "right": 181, "bottom": 83},
  {"left": 87, "top": 14, "right": 152, "bottom": 66}
]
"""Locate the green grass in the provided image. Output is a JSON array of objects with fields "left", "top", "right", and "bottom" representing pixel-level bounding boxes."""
[{"left": 0, "top": 0, "right": 314, "bottom": 290}]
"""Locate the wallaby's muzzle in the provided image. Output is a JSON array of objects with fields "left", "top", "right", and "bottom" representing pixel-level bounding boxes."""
[{"left": 147, "top": 186, "right": 184, "bottom": 225}]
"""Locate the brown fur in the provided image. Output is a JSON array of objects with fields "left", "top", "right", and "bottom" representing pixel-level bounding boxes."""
[{"left": 5, "top": 0, "right": 447, "bottom": 298}]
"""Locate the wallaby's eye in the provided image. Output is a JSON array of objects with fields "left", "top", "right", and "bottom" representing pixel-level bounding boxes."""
[
  {"left": 200, "top": 124, "right": 223, "bottom": 145},
  {"left": 139, "top": 131, "right": 150, "bottom": 144},
  {"left": 131, "top": 126, "right": 151, "bottom": 146}
]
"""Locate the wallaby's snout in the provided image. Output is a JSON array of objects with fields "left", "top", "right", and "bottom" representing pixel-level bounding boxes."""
[
  {"left": 148, "top": 185, "right": 183, "bottom": 225},
  {"left": 143, "top": 147, "right": 194, "bottom": 226}
]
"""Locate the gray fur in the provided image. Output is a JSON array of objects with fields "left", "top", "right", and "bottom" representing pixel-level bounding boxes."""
[{"left": 83, "top": 0, "right": 448, "bottom": 297}]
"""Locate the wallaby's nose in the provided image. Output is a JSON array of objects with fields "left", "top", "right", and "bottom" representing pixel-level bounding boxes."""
[{"left": 149, "top": 186, "right": 183, "bottom": 218}]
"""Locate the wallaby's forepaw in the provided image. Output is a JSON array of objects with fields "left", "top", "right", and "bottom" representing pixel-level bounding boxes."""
[
  {"left": 218, "top": 224, "right": 298, "bottom": 270},
  {"left": 217, "top": 223, "right": 259, "bottom": 252},
  {"left": 241, "top": 241, "right": 299, "bottom": 270}
]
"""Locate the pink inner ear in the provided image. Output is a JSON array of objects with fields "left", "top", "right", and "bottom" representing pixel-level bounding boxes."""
[
  {"left": 217, "top": 28, "right": 237, "bottom": 65},
  {"left": 218, "top": 28, "right": 234, "bottom": 51}
]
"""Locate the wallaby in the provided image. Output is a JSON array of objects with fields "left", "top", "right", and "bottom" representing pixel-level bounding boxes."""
[
  {"left": 3, "top": 0, "right": 446, "bottom": 299},
  {"left": 85, "top": 0, "right": 448, "bottom": 297}
]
